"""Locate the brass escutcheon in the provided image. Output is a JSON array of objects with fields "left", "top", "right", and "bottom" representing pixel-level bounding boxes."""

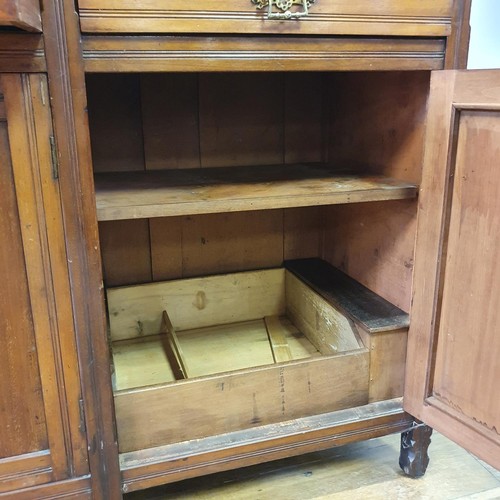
[{"left": 252, "top": 0, "right": 316, "bottom": 20}]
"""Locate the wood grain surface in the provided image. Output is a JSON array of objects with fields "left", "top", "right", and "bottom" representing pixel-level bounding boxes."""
[
  {"left": 404, "top": 70, "right": 500, "bottom": 471},
  {"left": 78, "top": 0, "right": 453, "bottom": 37},
  {"left": 0, "top": 0, "right": 41, "bottom": 31},
  {"left": 82, "top": 36, "right": 446, "bottom": 73},
  {"left": 95, "top": 165, "right": 417, "bottom": 221},
  {"left": 123, "top": 432, "right": 500, "bottom": 499}
]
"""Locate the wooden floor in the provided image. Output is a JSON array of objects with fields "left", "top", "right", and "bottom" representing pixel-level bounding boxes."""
[{"left": 125, "top": 433, "right": 500, "bottom": 499}]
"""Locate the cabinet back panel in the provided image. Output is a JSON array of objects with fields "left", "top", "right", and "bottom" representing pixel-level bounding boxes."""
[
  {"left": 100, "top": 208, "right": 324, "bottom": 287},
  {"left": 88, "top": 73, "right": 325, "bottom": 285},
  {"left": 87, "top": 74, "right": 145, "bottom": 173},
  {"left": 198, "top": 73, "right": 284, "bottom": 167},
  {"left": 324, "top": 72, "right": 430, "bottom": 311},
  {"left": 86, "top": 72, "right": 324, "bottom": 173},
  {"left": 0, "top": 118, "right": 48, "bottom": 458},
  {"left": 141, "top": 74, "right": 201, "bottom": 170}
]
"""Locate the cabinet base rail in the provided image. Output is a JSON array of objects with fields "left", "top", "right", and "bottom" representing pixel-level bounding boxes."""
[{"left": 120, "top": 398, "right": 413, "bottom": 493}]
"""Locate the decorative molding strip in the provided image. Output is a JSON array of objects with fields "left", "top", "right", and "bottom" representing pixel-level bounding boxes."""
[
  {"left": 0, "top": 450, "right": 52, "bottom": 494},
  {"left": 81, "top": 10, "right": 450, "bottom": 23},
  {"left": 0, "top": 475, "right": 92, "bottom": 499},
  {"left": 120, "top": 399, "right": 411, "bottom": 493},
  {"left": 82, "top": 36, "right": 445, "bottom": 73},
  {"left": 0, "top": 35, "right": 45, "bottom": 72},
  {"left": 79, "top": 6, "right": 452, "bottom": 36}
]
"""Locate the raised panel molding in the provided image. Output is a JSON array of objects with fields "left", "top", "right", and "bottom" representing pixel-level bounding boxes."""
[
  {"left": 0, "top": 35, "right": 45, "bottom": 72},
  {"left": 83, "top": 36, "right": 446, "bottom": 73}
]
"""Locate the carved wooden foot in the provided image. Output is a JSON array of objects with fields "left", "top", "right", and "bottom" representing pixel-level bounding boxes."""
[{"left": 399, "top": 423, "right": 433, "bottom": 478}]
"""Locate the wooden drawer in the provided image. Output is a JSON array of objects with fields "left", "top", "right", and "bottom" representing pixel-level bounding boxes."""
[
  {"left": 107, "top": 259, "right": 408, "bottom": 453},
  {"left": 0, "top": 0, "right": 41, "bottom": 31},
  {"left": 78, "top": 0, "right": 454, "bottom": 37}
]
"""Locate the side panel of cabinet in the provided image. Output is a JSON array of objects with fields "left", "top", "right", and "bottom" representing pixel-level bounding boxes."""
[
  {"left": 404, "top": 70, "right": 500, "bottom": 469},
  {"left": 0, "top": 74, "right": 88, "bottom": 493}
]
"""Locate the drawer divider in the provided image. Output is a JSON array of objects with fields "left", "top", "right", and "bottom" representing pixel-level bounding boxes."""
[
  {"left": 160, "top": 310, "right": 190, "bottom": 380},
  {"left": 264, "top": 315, "right": 292, "bottom": 363}
]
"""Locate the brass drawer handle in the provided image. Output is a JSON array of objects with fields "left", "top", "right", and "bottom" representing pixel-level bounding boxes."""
[{"left": 252, "top": 0, "right": 316, "bottom": 20}]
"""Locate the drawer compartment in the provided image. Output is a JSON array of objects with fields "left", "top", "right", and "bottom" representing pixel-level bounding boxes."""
[
  {"left": 79, "top": 0, "right": 453, "bottom": 37},
  {"left": 108, "top": 259, "right": 408, "bottom": 453}
]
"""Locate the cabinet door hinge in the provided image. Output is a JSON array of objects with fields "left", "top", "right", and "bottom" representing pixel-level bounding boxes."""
[
  {"left": 49, "top": 135, "right": 59, "bottom": 180},
  {"left": 79, "top": 398, "right": 86, "bottom": 434}
]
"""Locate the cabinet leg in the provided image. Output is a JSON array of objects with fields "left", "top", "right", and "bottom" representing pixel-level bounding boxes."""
[{"left": 399, "top": 423, "right": 433, "bottom": 478}]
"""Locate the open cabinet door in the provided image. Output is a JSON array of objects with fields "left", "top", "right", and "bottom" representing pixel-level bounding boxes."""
[{"left": 405, "top": 69, "right": 500, "bottom": 470}]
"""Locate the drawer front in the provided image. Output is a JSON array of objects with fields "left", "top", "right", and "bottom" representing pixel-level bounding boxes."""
[
  {"left": 0, "top": 0, "right": 41, "bottom": 31},
  {"left": 79, "top": 0, "right": 454, "bottom": 37}
]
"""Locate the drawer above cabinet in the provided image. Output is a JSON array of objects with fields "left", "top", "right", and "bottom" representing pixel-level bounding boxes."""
[
  {"left": 0, "top": 0, "right": 41, "bottom": 31},
  {"left": 78, "top": 0, "right": 454, "bottom": 37}
]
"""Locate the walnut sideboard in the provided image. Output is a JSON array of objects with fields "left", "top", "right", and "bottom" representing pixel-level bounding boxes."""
[{"left": 0, "top": 1, "right": 498, "bottom": 498}]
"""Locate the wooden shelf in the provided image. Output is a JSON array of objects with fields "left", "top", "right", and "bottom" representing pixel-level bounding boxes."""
[{"left": 94, "top": 164, "right": 418, "bottom": 221}]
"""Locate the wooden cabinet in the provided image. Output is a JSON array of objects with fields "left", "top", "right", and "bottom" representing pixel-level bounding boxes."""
[{"left": 3, "top": 0, "right": 500, "bottom": 497}]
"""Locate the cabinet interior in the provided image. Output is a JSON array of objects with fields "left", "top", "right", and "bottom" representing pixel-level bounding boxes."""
[{"left": 86, "top": 70, "right": 431, "bottom": 453}]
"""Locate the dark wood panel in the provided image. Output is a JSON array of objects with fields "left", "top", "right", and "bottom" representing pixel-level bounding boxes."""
[
  {"left": 180, "top": 211, "right": 284, "bottom": 278},
  {"left": 327, "top": 71, "right": 430, "bottom": 182},
  {"left": 199, "top": 73, "right": 283, "bottom": 168},
  {"left": 283, "top": 207, "right": 324, "bottom": 261},
  {"left": 99, "top": 220, "right": 152, "bottom": 287},
  {"left": 284, "top": 73, "right": 325, "bottom": 164},
  {"left": 141, "top": 74, "right": 200, "bottom": 170},
  {"left": 149, "top": 217, "right": 183, "bottom": 282},
  {"left": 285, "top": 258, "right": 409, "bottom": 333},
  {"left": 86, "top": 73, "right": 145, "bottom": 173},
  {"left": 88, "top": 73, "right": 153, "bottom": 287}
]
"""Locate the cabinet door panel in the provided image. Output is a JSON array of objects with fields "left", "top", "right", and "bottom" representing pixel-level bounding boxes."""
[
  {"left": 0, "top": 74, "right": 88, "bottom": 492},
  {"left": 405, "top": 69, "right": 500, "bottom": 469},
  {"left": 433, "top": 110, "right": 500, "bottom": 432},
  {"left": 0, "top": 92, "right": 48, "bottom": 460}
]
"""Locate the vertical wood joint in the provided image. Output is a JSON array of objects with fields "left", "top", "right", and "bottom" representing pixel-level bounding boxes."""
[
  {"left": 49, "top": 135, "right": 59, "bottom": 179},
  {"left": 79, "top": 398, "right": 86, "bottom": 435}
]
